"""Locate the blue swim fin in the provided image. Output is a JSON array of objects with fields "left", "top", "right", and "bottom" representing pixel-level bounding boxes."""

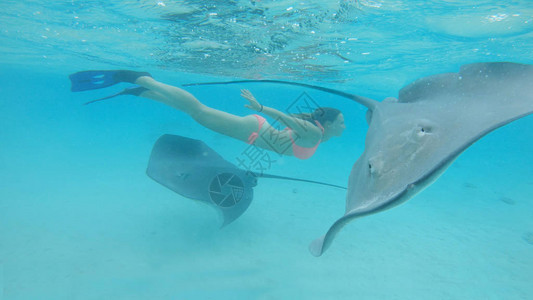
[{"left": 69, "top": 70, "right": 151, "bottom": 92}]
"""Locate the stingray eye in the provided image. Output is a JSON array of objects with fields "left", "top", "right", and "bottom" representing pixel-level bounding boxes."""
[
  {"left": 367, "top": 157, "right": 382, "bottom": 176},
  {"left": 420, "top": 127, "right": 431, "bottom": 133},
  {"left": 418, "top": 125, "right": 432, "bottom": 136},
  {"left": 368, "top": 162, "right": 374, "bottom": 175}
]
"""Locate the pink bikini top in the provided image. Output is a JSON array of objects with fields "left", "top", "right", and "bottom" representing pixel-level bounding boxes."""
[{"left": 287, "top": 120, "right": 324, "bottom": 160}]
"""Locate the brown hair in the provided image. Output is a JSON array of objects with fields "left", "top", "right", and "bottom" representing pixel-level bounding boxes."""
[{"left": 292, "top": 107, "right": 342, "bottom": 125}]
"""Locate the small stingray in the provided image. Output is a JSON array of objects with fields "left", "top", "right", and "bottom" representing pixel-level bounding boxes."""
[
  {"left": 185, "top": 62, "right": 533, "bottom": 256},
  {"left": 146, "top": 134, "right": 346, "bottom": 226}
]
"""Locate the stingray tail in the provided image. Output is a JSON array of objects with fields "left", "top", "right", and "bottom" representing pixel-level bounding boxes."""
[
  {"left": 183, "top": 79, "right": 378, "bottom": 110},
  {"left": 258, "top": 173, "right": 346, "bottom": 190}
]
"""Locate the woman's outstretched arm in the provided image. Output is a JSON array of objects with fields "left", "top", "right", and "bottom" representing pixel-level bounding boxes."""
[{"left": 240, "top": 89, "right": 322, "bottom": 139}]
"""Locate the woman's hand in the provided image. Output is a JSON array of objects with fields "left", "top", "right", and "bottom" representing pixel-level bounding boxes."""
[{"left": 240, "top": 89, "right": 263, "bottom": 112}]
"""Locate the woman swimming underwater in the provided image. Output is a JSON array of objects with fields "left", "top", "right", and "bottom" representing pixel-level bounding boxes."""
[{"left": 69, "top": 70, "right": 346, "bottom": 159}]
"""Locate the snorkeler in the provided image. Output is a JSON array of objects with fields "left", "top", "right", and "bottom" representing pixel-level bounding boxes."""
[{"left": 69, "top": 70, "right": 346, "bottom": 159}]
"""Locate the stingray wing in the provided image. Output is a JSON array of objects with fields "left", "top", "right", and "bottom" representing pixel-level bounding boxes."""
[
  {"left": 394, "top": 62, "right": 533, "bottom": 169},
  {"left": 399, "top": 62, "right": 533, "bottom": 104}
]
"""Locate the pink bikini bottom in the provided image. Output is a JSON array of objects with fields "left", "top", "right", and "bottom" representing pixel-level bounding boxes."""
[
  {"left": 247, "top": 114, "right": 266, "bottom": 145},
  {"left": 247, "top": 115, "right": 323, "bottom": 160}
]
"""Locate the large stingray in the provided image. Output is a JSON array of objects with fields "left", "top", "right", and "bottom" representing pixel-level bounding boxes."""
[{"left": 185, "top": 62, "right": 533, "bottom": 256}]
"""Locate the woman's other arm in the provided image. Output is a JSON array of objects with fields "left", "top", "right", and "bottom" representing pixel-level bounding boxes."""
[{"left": 240, "top": 89, "right": 322, "bottom": 139}]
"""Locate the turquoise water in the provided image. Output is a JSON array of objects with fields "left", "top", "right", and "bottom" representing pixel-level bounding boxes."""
[{"left": 1, "top": 1, "right": 532, "bottom": 299}]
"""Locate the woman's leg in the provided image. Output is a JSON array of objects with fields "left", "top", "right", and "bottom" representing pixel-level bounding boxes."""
[{"left": 135, "top": 76, "right": 259, "bottom": 142}]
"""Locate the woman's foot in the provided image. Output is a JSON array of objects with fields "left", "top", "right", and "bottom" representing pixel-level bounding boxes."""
[{"left": 113, "top": 70, "right": 152, "bottom": 83}]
